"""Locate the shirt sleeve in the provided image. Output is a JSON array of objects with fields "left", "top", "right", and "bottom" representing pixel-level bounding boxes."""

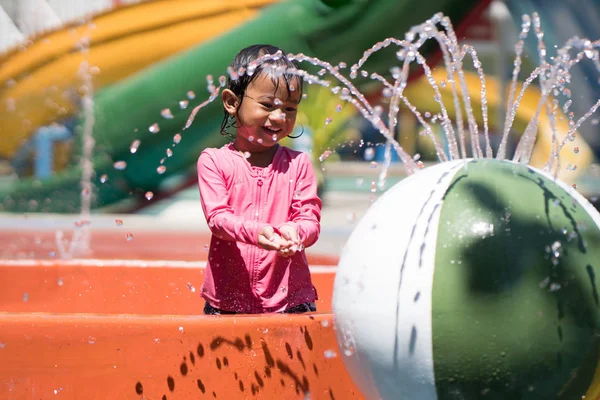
[
  {"left": 280, "top": 152, "right": 322, "bottom": 248},
  {"left": 197, "top": 151, "right": 266, "bottom": 245}
]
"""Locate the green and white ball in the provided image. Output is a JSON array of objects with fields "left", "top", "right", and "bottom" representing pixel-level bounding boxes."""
[{"left": 333, "top": 159, "right": 600, "bottom": 400}]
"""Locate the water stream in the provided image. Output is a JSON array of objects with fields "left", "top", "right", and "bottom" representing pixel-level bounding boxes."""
[
  {"left": 56, "top": 25, "right": 95, "bottom": 259},
  {"left": 182, "top": 12, "right": 600, "bottom": 185}
]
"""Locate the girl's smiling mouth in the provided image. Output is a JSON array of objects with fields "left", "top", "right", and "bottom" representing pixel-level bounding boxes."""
[{"left": 263, "top": 126, "right": 281, "bottom": 134}]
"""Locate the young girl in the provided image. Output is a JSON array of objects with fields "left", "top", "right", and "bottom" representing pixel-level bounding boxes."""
[{"left": 197, "top": 44, "right": 322, "bottom": 314}]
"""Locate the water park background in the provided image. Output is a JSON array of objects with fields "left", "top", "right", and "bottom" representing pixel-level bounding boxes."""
[
  {"left": 2, "top": 0, "right": 600, "bottom": 399},
  {"left": 2, "top": 0, "right": 600, "bottom": 253}
]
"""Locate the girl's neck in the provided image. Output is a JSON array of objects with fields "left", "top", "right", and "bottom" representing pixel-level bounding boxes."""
[{"left": 233, "top": 142, "right": 279, "bottom": 168}]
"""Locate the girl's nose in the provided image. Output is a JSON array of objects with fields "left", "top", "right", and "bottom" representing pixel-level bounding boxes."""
[{"left": 269, "top": 109, "right": 287, "bottom": 121}]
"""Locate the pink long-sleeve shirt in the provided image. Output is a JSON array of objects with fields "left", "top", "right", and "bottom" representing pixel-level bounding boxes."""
[{"left": 197, "top": 143, "right": 322, "bottom": 313}]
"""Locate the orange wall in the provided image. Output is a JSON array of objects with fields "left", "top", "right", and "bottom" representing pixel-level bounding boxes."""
[
  {"left": 0, "top": 257, "right": 363, "bottom": 399},
  {"left": 0, "top": 261, "right": 337, "bottom": 314},
  {"left": 0, "top": 312, "right": 363, "bottom": 399}
]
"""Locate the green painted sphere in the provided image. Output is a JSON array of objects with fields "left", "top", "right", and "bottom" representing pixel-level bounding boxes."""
[
  {"left": 333, "top": 159, "right": 600, "bottom": 400},
  {"left": 432, "top": 159, "right": 600, "bottom": 399}
]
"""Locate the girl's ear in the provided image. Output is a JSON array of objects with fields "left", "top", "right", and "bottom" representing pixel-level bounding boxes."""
[{"left": 222, "top": 89, "right": 239, "bottom": 116}]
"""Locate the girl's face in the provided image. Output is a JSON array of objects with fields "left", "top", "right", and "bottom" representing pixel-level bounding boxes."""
[{"left": 226, "top": 74, "right": 301, "bottom": 152}]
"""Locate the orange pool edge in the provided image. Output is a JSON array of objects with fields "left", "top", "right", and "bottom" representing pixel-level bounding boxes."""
[
  {"left": 0, "top": 229, "right": 340, "bottom": 265},
  {"left": 0, "top": 312, "right": 363, "bottom": 399},
  {"left": 0, "top": 251, "right": 364, "bottom": 399}
]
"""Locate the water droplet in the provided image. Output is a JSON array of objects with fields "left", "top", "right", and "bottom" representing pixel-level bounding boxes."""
[
  {"left": 272, "top": 134, "right": 278, "bottom": 141},
  {"left": 179, "top": 100, "right": 189, "bottom": 109},
  {"left": 6, "top": 98, "right": 16, "bottom": 112},
  {"left": 173, "top": 133, "right": 182, "bottom": 144},
  {"left": 187, "top": 282, "right": 196, "bottom": 293},
  {"left": 113, "top": 161, "right": 127, "bottom": 170},
  {"left": 370, "top": 161, "right": 378, "bottom": 168},
  {"left": 243, "top": 151, "right": 251, "bottom": 159},
  {"left": 257, "top": 138, "right": 263, "bottom": 144},
  {"left": 324, "top": 349, "right": 337, "bottom": 358},
  {"left": 148, "top": 123, "right": 160, "bottom": 134},
  {"left": 179, "top": 326, "right": 184, "bottom": 333},
  {"left": 166, "top": 148, "right": 173, "bottom": 157},
  {"left": 248, "top": 136, "right": 254, "bottom": 142},
  {"left": 100, "top": 174, "right": 108, "bottom": 183},
  {"left": 572, "top": 183, "right": 577, "bottom": 189},
  {"left": 319, "top": 150, "right": 332, "bottom": 162},
  {"left": 346, "top": 212, "right": 356, "bottom": 223},
  {"left": 364, "top": 147, "right": 375, "bottom": 161},
  {"left": 0, "top": 342, "right": 5, "bottom": 349},
  {"left": 126, "top": 233, "right": 133, "bottom": 241},
  {"left": 130, "top": 139, "right": 141, "bottom": 153},
  {"left": 23, "top": 292, "right": 29, "bottom": 302},
  {"left": 115, "top": 219, "right": 123, "bottom": 226},
  {"left": 551, "top": 240, "right": 562, "bottom": 256},
  {"left": 335, "top": 104, "right": 342, "bottom": 112},
  {"left": 187, "top": 91, "right": 196, "bottom": 100},
  {"left": 157, "top": 166, "right": 167, "bottom": 174},
  {"left": 161, "top": 108, "right": 173, "bottom": 119},
  {"left": 550, "top": 282, "right": 562, "bottom": 292},
  {"left": 325, "top": 117, "right": 332, "bottom": 126},
  {"left": 88, "top": 336, "right": 96, "bottom": 344},
  {"left": 355, "top": 177, "right": 364, "bottom": 187},
  {"left": 370, "top": 181, "right": 377, "bottom": 193},
  {"left": 57, "top": 277, "right": 64, "bottom": 287},
  {"left": 145, "top": 191, "right": 154, "bottom": 200}
]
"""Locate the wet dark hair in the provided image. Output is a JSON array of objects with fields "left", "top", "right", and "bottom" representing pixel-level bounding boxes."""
[{"left": 220, "top": 44, "right": 303, "bottom": 136}]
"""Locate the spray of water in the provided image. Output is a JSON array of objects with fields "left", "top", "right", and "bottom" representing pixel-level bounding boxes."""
[
  {"left": 182, "top": 12, "right": 600, "bottom": 187},
  {"left": 56, "top": 26, "right": 95, "bottom": 259}
]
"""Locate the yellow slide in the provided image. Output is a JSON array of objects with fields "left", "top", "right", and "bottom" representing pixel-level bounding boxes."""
[
  {"left": 0, "top": 0, "right": 277, "bottom": 160},
  {"left": 404, "top": 68, "right": 594, "bottom": 184}
]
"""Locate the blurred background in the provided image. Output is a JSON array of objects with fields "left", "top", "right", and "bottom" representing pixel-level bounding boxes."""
[{"left": 1, "top": 0, "right": 600, "bottom": 259}]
